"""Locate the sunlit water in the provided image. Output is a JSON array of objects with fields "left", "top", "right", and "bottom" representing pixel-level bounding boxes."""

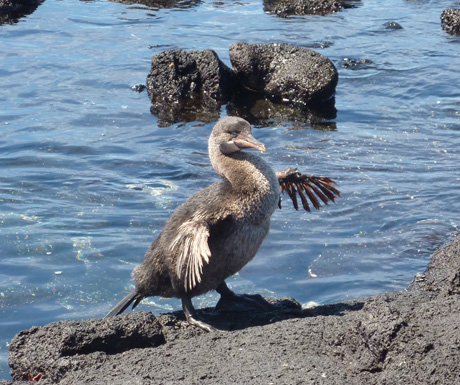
[{"left": 1, "top": 0, "right": 459, "bottom": 379}]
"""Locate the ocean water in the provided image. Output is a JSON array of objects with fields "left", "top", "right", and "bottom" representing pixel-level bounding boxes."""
[{"left": 1, "top": 0, "right": 459, "bottom": 379}]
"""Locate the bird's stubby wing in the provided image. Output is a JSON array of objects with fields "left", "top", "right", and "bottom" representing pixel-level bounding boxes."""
[
  {"left": 169, "top": 218, "right": 212, "bottom": 292},
  {"left": 276, "top": 168, "right": 341, "bottom": 211}
]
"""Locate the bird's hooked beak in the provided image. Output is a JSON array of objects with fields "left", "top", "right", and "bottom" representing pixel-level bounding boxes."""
[{"left": 232, "top": 132, "right": 267, "bottom": 153}]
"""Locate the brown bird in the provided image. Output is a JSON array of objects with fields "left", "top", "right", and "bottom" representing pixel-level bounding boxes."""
[{"left": 104, "top": 117, "right": 340, "bottom": 331}]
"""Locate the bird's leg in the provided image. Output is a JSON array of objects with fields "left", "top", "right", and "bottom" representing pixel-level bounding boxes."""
[
  {"left": 181, "top": 296, "right": 217, "bottom": 332},
  {"left": 215, "top": 281, "right": 236, "bottom": 298},
  {"left": 214, "top": 281, "right": 278, "bottom": 312}
]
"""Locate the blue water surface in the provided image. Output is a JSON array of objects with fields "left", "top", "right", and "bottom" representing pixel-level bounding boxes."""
[{"left": 1, "top": 0, "right": 459, "bottom": 379}]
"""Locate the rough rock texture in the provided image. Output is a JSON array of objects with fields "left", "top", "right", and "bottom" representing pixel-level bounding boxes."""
[
  {"left": 409, "top": 231, "right": 460, "bottom": 295},
  {"left": 229, "top": 42, "right": 338, "bottom": 107},
  {"left": 147, "top": 49, "right": 236, "bottom": 102},
  {"left": 263, "top": 0, "right": 360, "bottom": 17},
  {"left": 0, "top": 0, "right": 43, "bottom": 25},
  {"left": 263, "top": 0, "right": 342, "bottom": 17},
  {"left": 145, "top": 44, "right": 339, "bottom": 125},
  {"left": 146, "top": 49, "right": 236, "bottom": 124},
  {"left": 8, "top": 312, "right": 165, "bottom": 383},
  {"left": 441, "top": 8, "right": 460, "bottom": 36},
  {"left": 6, "top": 234, "right": 460, "bottom": 384}
]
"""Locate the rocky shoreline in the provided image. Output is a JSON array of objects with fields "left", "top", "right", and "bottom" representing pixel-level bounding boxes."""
[{"left": 2, "top": 233, "right": 460, "bottom": 384}]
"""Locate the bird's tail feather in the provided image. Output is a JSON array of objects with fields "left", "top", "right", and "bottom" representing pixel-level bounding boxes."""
[{"left": 104, "top": 290, "right": 143, "bottom": 318}]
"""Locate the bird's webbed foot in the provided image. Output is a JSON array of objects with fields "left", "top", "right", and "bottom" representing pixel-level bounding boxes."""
[
  {"left": 214, "top": 281, "right": 278, "bottom": 313},
  {"left": 181, "top": 296, "right": 217, "bottom": 332}
]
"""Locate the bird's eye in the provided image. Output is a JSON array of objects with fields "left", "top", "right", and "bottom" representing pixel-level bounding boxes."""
[{"left": 231, "top": 132, "right": 237, "bottom": 138}]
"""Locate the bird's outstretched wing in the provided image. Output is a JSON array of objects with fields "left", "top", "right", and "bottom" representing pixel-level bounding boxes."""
[
  {"left": 276, "top": 168, "right": 341, "bottom": 212},
  {"left": 170, "top": 219, "right": 211, "bottom": 292}
]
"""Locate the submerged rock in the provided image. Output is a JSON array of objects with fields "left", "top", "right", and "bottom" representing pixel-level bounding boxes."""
[
  {"left": 110, "top": 0, "right": 201, "bottom": 9},
  {"left": 227, "top": 89, "right": 337, "bottom": 129},
  {"left": 383, "top": 21, "right": 403, "bottom": 30},
  {"left": 441, "top": 8, "right": 460, "bottom": 36},
  {"left": 340, "top": 57, "right": 374, "bottom": 70},
  {"left": 229, "top": 42, "right": 338, "bottom": 107}
]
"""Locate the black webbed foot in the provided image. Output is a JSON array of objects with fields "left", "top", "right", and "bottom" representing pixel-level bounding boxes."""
[{"left": 214, "top": 281, "right": 278, "bottom": 313}]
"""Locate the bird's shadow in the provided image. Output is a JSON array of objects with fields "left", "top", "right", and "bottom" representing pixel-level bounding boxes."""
[{"left": 157, "top": 297, "right": 364, "bottom": 333}]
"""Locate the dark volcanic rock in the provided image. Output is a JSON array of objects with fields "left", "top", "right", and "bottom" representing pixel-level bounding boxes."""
[
  {"left": 263, "top": 0, "right": 360, "bottom": 17},
  {"left": 147, "top": 49, "right": 235, "bottom": 103},
  {"left": 409, "top": 231, "right": 460, "bottom": 294},
  {"left": 6, "top": 234, "right": 460, "bottom": 384},
  {"left": 8, "top": 312, "right": 164, "bottom": 383},
  {"left": 0, "top": 0, "right": 43, "bottom": 25},
  {"left": 441, "top": 8, "right": 460, "bottom": 36},
  {"left": 263, "top": 0, "right": 342, "bottom": 17},
  {"left": 145, "top": 44, "right": 338, "bottom": 125},
  {"left": 340, "top": 57, "right": 374, "bottom": 70},
  {"left": 146, "top": 49, "right": 236, "bottom": 124},
  {"left": 229, "top": 42, "right": 338, "bottom": 107},
  {"left": 384, "top": 21, "right": 403, "bottom": 30}
]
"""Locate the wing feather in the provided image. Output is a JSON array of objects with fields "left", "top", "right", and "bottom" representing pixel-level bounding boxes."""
[
  {"left": 170, "top": 220, "right": 211, "bottom": 292},
  {"left": 297, "top": 186, "right": 310, "bottom": 212},
  {"left": 276, "top": 168, "right": 341, "bottom": 212}
]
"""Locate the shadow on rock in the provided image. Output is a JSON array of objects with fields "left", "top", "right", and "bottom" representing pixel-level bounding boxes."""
[{"left": 6, "top": 296, "right": 367, "bottom": 383}]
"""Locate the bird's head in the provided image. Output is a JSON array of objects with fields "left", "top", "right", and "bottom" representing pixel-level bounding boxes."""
[{"left": 210, "top": 117, "right": 266, "bottom": 155}]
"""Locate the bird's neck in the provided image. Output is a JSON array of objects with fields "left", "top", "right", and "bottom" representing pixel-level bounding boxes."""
[{"left": 210, "top": 150, "right": 277, "bottom": 194}]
